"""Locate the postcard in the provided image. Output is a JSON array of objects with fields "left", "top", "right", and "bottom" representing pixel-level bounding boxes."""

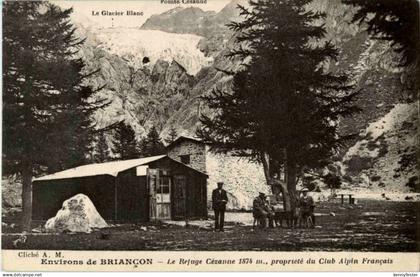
[{"left": 2, "top": 0, "right": 419, "bottom": 272}]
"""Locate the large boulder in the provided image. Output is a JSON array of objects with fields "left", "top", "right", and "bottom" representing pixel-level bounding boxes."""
[{"left": 45, "top": 194, "right": 108, "bottom": 233}]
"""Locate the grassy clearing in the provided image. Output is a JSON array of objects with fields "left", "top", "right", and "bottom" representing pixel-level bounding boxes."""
[{"left": 2, "top": 199, "right": 418, "bottom": 251}]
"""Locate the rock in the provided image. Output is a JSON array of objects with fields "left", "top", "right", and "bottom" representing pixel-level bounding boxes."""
[
  {"left": 140, "top": 226, "right": 147, "bottom": 231},
  {"left": 359, "top": 173, "right": 370, "bottom": 187},
  {"left": 329, "top": 212, "right": 336, "bottom": 216},
  {"left": 198, "top": 226, "right": 212, "bottom": 231},
  {"left": 362, "top": 212, "right": 386, "bottom": 217},
  {"left": 45, "top": 194, "right": 108, "bottom": 233},
  {"left": 12, "top": 234, "right": 27, "bottom": 248}
]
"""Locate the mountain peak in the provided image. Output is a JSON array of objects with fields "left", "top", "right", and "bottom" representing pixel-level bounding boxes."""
[
  {"left": 161, "top": 6, "right": 184, "bottom": 15},
  {"left": 140, "top": 1, "right": 243, "bottom": 39},
  {"left": 180, "top": 6, "right": 206, "bottom": 13},
  {"left": 141, "top": 6, "right": 216, "bottom": 35},
  {"left": 216, "top": 0, "right": 248, "bottom": 20}
]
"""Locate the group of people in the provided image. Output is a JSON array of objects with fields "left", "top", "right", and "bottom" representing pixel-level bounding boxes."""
[
  {"left": 253, "top": 189, "right": 315, "bottom": 228},
  {"left": 211, "top": 181, "right": 316, "bottom": 231}
]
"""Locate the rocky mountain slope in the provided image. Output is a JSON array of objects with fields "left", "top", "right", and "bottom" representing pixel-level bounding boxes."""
[
  {"left": 72, "top": 0, "right": 245, "bottom": 140},
  {"left": 153, "top": 1, "right": 417, "bottom": 174},
  {"left": 340, "top": 103, "right": 418, "bottom": 194},
  {"left": 80, "top": 0, "right": 417, "bottom": 205},
  {"left": 75, "top": 25, "right": 201, "bottom": 137},
  {"left": 139, "top": 0, "right": 412, "bottom": 141},
  {"left": 141, "top": 0, "right": 245, "bottom": 57}
]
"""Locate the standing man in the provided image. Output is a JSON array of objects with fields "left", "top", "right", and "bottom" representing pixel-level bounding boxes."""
[{"left": 212, "top": 182, "right": 228, "bottom": 232}]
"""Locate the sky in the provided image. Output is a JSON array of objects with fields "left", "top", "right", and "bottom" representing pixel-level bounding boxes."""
[{"left": 53, "top": 0, "right": 231, "bottom": 28}]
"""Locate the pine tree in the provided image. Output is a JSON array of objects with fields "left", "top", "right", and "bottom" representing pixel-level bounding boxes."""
[
  {"left": 112, "top": 121, "right": 139, "bottom": 160},
  {"left": 343, "top": 0, "right": 419, "bottom": 67},
  {"left": 3, "top": 1, "right": 106, "bottom": 230},
  {"left": 94, "top": 132, "right": 111, "bottom": 163},
  {"left": 198, "top": 0, "right": 359, "bottom": 211},
  {"left": 164, "top": 126, "right": 178, "bottom": 145},
  {"left": 141, "top": 126, "right": 166, "bottom": 157}
]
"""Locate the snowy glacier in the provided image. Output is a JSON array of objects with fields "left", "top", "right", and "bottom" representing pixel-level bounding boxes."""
[{"left": 94, "top": 28, "right": 213, "bottom": 75}]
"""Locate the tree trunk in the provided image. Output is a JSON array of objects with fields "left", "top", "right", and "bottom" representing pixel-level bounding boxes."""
[
  {"left": 284, "top": 149, "right": 298, "bottom": 211},
  {"left": 21, "top": 164, "right": 33, "bottom": 232},
  {"left": 261, "top": 152, "right": 291, "bottom": 211}
]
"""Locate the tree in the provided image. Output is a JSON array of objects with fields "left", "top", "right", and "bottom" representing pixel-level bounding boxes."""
[
  {"left": 93, "top": 131, "right": 111, "bottom": 163},
  {"left": 140, "top": 126, "right": 166, "bottom": 157},
  {"left": 343, "top": 0, "right": 419, "bottom": 67},
  {"left": 323, "top": 173, "right": 342, "bottom": 195},
  {"left": 164, "top": 126, "right": 178, "bottom": 145},
  {"left": 198, "top": 0, "right": 359, "bottom": 211},
  {"left": 112, "top": 121, "right": 139, "bottom": 160},
  {"left": 3, "top": 2, "right": 105, "bottom": 231}
]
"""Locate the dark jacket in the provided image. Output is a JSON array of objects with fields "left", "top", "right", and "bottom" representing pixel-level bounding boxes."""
[
  {"left": 253, "top": 196, "right": 272, "bottom": 215},
  {"left": 299, "top": 195, "right": 315, "bottom": 212},
  {"left": 212, "top": 188, "right": 228, "bottom": 210}
]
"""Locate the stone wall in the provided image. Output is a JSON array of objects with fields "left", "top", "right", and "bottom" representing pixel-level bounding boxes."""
[
  {"left": 167, "top": 140, "right": 270, "bottom": 210},
  {"left": 206, "top": 148, "right": 269, "bottom": 210},
  {"left": 167, "top": 140, "right": 206, "bottom": 173}
]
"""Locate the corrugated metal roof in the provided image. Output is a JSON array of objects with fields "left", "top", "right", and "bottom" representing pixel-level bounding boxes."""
[{"left": 33, "top": 155, "right": 167, "bottom": 181}]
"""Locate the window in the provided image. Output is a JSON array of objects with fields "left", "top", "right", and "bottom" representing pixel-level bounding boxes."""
[
  {"left": 157, "top": 176, "right": 170, "bottom": 194},
  {"left": 180, "top": 154, "right": 190, "bottom": 165},
  {"left": 156, "top": 176, "right": 171, "bottom": 203}
]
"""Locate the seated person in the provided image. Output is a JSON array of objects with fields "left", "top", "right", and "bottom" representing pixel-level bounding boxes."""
[
  {"left": 298, "top": 188, "right": 315, "bottom": 227},
  {"left": 270, "top": 193, "right": 289, "bottom": 227},
  {"left": 253, "top": 192, "right": 275, "bottom": 228}
]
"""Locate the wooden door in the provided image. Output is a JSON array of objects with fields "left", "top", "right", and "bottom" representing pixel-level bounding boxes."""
[
  {"left": 172, "top": 175, "right": 187, "bottom": 220},
  {"left": 156, "top": 175, "right": 171, "bottom": 219},
  {"left": 148, "top": 169, "right": 158, "bottom": 221}
]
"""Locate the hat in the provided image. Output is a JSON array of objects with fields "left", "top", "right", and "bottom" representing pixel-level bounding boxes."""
[
  {"left": 259, "top": 192, "right": 266, "bottom": 197},
  {"left": 217, "top": 182, "right": 224, "bottom": 185},
  {"left": 301, "top": 188, "right": 309, "bottom": 192}
]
